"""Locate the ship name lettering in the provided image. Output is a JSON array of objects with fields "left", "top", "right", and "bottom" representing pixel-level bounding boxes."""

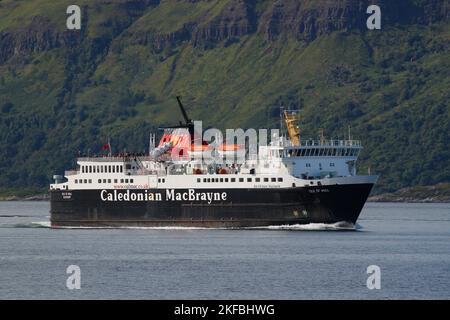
[
  {"left": 101, "top": 190, "right": 162, "bottom": 201},
  {"left": 166, "top": 189, "right": 227, "bottom": 204}
]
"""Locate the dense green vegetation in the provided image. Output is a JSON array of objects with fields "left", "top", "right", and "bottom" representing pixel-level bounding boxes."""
[{"left": 0, "top": 0, "right": 449, "bottom": 195}]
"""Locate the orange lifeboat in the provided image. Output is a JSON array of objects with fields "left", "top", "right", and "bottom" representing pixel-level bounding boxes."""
[
  {"left": 189, "top": 143, "right": 212, "bottom": 159},
  {"left": 218, "top": 144, "right": 243, "bottom": 158}
]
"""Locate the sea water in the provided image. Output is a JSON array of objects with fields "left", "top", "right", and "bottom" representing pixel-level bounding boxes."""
[{"left": 0, "top": 201, "right": 449, "bottom": 299}]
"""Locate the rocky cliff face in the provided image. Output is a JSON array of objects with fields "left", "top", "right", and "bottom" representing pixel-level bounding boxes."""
[
  {"left": 260, "top": 0, "right": 449, "bottom": 41},
  {"left": 0, "top": 0, "right": 159, "bottom": 64},
  {"left": 192, "top": 0, "right": 257, "bottom": 47},
  {"left": 1, "top": 0, "right": 448, "bottom": 63},
  {"left": 0, "top": 16, "right": 80, "bottom": 65}
]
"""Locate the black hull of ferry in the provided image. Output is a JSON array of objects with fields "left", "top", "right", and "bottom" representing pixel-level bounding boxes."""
[{"left": 50, "top": 184, "right": 374, "bottom": 228}]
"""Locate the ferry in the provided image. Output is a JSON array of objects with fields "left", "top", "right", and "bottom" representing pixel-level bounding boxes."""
[{"left": 50, "top": 98, "right": 377, "bottom": 228}]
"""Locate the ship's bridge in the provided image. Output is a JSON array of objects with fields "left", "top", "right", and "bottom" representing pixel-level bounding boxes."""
[{"left": 280, "top": 139, "right": 362, "bottom": 179}]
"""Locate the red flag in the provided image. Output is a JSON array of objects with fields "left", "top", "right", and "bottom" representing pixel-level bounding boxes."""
[{"left": 102, "top": 143, "right": 110, "bottom": 151}]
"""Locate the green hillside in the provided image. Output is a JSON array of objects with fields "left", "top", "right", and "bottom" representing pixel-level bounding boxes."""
[{"left": 0, "top": 0, "right": 449, "bottom": 195}]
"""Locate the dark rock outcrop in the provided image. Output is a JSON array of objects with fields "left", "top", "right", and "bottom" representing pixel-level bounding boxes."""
[
  {"left": 260, "top": 0, "right": 449, "bottom": 41},
  {"left": 192, "top": 0, "right": 257, "bottom": 47},
  {"left": 0, "top": 16, "right": 81, "bottom": 65}
]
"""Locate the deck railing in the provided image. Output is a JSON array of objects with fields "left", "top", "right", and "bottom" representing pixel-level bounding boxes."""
[{"left": 296, "top": 139, "right": 361, "bottom": 147}]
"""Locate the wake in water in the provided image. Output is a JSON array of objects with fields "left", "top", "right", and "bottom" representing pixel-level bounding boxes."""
[
  {"left": 251, "top": 221, "right": 359, "bottom": 231},
  {"left": 0, "top": 221, "right": 51, "bottom": 228},
  {"left": 2, "top": 221, "right": 362, "bottom": 231}
]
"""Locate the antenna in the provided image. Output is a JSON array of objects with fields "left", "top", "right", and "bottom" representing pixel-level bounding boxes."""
[
  {"left": 149, "top": 132, "right": 156, "bottom": 156},
  {"left": 348, "top": 125, "right": 352, "bottom": 140},
  {"left": 279, "top": 105, "right": 284, "bottom": 134}
]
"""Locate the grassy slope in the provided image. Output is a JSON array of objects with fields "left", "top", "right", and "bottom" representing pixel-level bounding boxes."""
[{"left": 0, "top": 0, "right": 449, "bottom": 195}]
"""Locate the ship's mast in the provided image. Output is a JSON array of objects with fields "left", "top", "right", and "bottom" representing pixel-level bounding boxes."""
[{"left": 283, "top": 110, "right": 301, "bottom": 146}]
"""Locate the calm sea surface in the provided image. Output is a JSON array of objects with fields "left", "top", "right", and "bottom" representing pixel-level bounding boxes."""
[{"left": 0, "top": 201, "right": 449, "bottom": 299}]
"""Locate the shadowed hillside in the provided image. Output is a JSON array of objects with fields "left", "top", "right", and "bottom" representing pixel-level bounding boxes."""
[{"left": 0, "top": 0, "right": 449, "bottom": 194}]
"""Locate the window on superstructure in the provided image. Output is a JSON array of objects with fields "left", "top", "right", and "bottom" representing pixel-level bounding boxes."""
[
  {"left": 225, "top": 178, "right": 229, "bottom": 182},
  {"left": 114, "top": 179, "right": 117, "bottom": 183},
  {"left": 98, "top": 179, "right": 101, "bottom": 183},
  {"left": 108, "top": 179, "right": 111, "bottom": 183},
  {"left": 89, "top": 179, "right": 92, "bottom": 183},
  {"left": 278, "top": 178, "right": 283, "bottom": 182},
  {"left": 264, "top": 178, "right": 269, "bottom": 182},
  {"left": 239, "top": 178, "right": 244, "bottom": 182},
  {"left": 197, "top": 178, "right": 201, "bottom": 183},
  {"left": 75, "top": 179, "right": 78, "bottom": 184},
  {"left": 79, "top": 179, "right": 82, "bottom": 184},
  {"left": 103, "top": 179, "right": 106, "bottom": 183},
  {"left": 84, "top": 179, "right": 87, "bottom": 183},
  {"left": 125, "top": 179, "right": 129, "bottom": 183},
  {"left": 163, "top": 179, "right": 165, "bottom": 183},
  {"left": 112, "top": 166, "right": 115, "bottom": 173},
  {"left": 220, "top": 178, "right": 224, "bottom": 182},
  {"left": 203, "top": 178, "right": 207, "bottom": 182},
  {"left": 231, "top": 178, "right": 236, "bottom": 182},
  {"left": 247, "top": 178, "right": 252, "bottom": 182},
  {"left": 271, "top": 178, "right": 276, "bottom": 182},
  {"left": 255, "top": 178, "right": 260, "bottom": 182},
  {"left": 120, "top": 179, "right": 124, "bottom": 183},
  {"left": 330, "top": 163, "right": 335, "bottom": 167}
]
